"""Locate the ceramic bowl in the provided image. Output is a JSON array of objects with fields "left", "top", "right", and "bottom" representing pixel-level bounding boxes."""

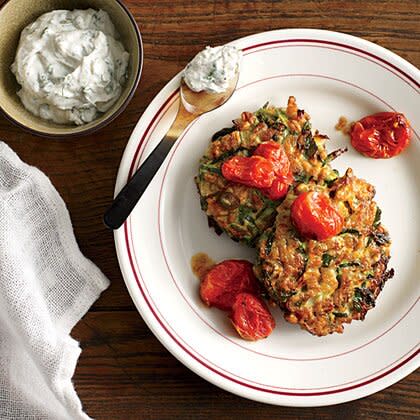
[{"left": 0, "top": 0, "right": 142, "bottom": 137}]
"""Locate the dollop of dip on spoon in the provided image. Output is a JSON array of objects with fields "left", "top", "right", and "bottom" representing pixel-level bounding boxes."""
[{"left": 183, "top": 45, "right": 242, "bottom": 93}]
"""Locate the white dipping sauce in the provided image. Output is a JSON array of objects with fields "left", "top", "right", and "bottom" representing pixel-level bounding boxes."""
[
  {"left": 11, "top": 9, "right": 130, "bottom": 125},
  {"left": 183, "top": 45, "right": 241, "bottom": 93}
]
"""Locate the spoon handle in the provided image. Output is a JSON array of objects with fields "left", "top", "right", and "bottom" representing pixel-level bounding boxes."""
[
  {"left": 103, "top": 105, "right": 196, "bottom": 230},
  {"left": 103, "top": 139, "right": 174, "bottom": 229}
]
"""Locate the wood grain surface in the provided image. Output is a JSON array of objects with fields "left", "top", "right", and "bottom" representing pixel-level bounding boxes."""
[{"left": 0, "top": 0, "right": 419, "bottom": 418}]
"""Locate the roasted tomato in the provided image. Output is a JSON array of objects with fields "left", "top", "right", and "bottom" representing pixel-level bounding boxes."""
[
  {"left": 350, "top": 112, "right": 412, "bottom": 158},
  {"left": 253, "top": 141, "right": 293, "bottom": 200},
  {"left": 261, "top": 170, "right": 293, "bottom": 201},
  {"left": 200, "top": 260, "right": 259, "bottom": 311},
  {"left": 290, "top": 191, "right": 344, "bottom": 240},
  {"left": 230, "top": 292, "right": 275, "bottom": 340},
  {"left": 254, "top": 141, "right": 290, "bottom": 176},
  {"left": 221, "top": 155, "right": 276, "bottom": 189}
]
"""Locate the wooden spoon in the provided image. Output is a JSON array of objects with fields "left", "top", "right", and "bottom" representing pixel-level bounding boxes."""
[{"left": 104, "top": 72, "right": 239, "bottom": 229}]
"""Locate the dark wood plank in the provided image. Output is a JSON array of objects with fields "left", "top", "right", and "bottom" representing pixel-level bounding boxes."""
[
  {"left": 0, "top": 0, "right": 418, "bottom": 418},
  {"left": 72, "top": 312, "right": 420, "bottom": 420}
]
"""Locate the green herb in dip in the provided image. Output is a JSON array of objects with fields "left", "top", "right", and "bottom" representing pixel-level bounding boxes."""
[{"left": 11, "top": 9, "right": 130, "bottom": 126}]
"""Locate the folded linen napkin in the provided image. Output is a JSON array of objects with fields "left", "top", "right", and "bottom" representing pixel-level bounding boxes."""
[{"left": 0, "top": 141, "right": 109, "bottom": 420}]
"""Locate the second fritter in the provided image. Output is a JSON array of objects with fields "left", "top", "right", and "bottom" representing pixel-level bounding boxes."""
[{"left": 254, "top": 168, "right": 394, "bottom": 336}]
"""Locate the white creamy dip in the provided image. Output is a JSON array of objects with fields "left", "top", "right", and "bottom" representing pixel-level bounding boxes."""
[
  {"left": 183, "top": 45, "right": 241, "bottom": 93},
  {"left": 11, "top": 9, "right": 130, "bottom": 125}
]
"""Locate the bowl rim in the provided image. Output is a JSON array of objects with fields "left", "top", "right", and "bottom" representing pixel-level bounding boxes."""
[{"left": 0, "top": 0, "right": 143, "bottom": 138}]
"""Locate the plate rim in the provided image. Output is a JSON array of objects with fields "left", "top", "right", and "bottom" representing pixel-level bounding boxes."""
[{"left": 113, "top": 28, "right": 420, "bottom": 407}]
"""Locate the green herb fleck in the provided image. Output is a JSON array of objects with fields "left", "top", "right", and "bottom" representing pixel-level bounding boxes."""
[
  {"left": 297, "top": 242, "right": 307, "bottom": 255},
  {"left": 199, "top": 196, "right": 208, "bottom": 211},
  {"left": 255, "top": 207, "right": 276, "bottom": 229},
  {"left": 340, "top": 228, "right": 360, "bottom": 236},
  {"left": 297, "top": 242, "right": 308, "bottom": 272},
  {"left": 339, "top": 261, "right": 361, "bottom": 268},
  {"left": 279, "top": 290, "right": 297, "bottom": 303},
  {"left": 294, "top": 172, "right": 311, "bottom": 184},
  {"left": 229, "top": 222, "right": 249, "bottom": 234},
  {"left": 206, "top": 65, "right": 217, "bottom": 81},
  {"left": 302, "top": 120, "right": 311, "bottom": 133},
  {"left": 303, "top": 134, "right": 318, "bottom": 159},
  {"left": 352, "top": 287, "right": 375, "bottom": 312},
  {"left": 324, "top": 169, "right": 340, "bottom": 187},
  {"left": 238, "top": 205, "right": 252, "bottom": 224},
  {"left": 280, "top": 127, "right": 291, "bottom": 142},
  {"left": 322, "top": 253, "right": 334, "bottom": 267},
  {"left": 333, "top": 312, "right": 348, "bottom": 318},
  {"left": 325, "top": 178, "right": 337, "bottom": 187},
  {"left": 199, "top": 162, "right": 221, "bottom": 175},
  {"left": 373, "top": 207, "right": 382, "bottom": 227},
  {"left": 353, "top": 288, "right": 363, "bottom": 312},
  {"left": 265, "top": 230, "right": 275, "bottom": 256}
]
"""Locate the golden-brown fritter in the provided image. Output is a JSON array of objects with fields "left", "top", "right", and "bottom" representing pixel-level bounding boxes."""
[
  {"left": 254, "top": 169, "right": 394, "bottom": 336},
  {"left": 195, "top": 97, "right": 341, "bottom": 246}
]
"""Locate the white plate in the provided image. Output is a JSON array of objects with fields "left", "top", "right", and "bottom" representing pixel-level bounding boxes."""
[{"left": 114, "top": 29, "right": 420, "bottom": 406}]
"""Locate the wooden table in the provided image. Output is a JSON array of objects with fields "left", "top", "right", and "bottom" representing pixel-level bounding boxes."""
[{"left": 1, "top": 0, "right": 418, "bottom": 418}]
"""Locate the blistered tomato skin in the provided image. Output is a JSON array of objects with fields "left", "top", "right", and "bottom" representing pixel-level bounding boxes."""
[
  {"left": 230, "top": 292, "right": 275, "bottom": 341},
  {"left": 254, "top": 141, "right": 290, "bottom": 177},
  {"left": 290, "top": 191, "right": 344, "bottom": 241},
  {"left": 350, "top": 112, "right": 412, "bottom": 159},
  {"left": 221, "top": 156, "right": 276, "bottom": 189},
  {"left": 254, "top": 141, "right": 293, "bottom": 200},
  {"left": 261, "top": 170, "right": 293, "bottom": 201},
  {"left": 199, "top": 260, "right": 259, "bottom": 311}
]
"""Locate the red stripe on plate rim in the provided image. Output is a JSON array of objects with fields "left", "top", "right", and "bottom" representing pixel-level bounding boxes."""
[{"left": 242, "top": 39, "right": 419, "bottom": 89}]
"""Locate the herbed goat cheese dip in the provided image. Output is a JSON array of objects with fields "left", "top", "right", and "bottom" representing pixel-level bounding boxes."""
[
  {"left": 11, "top": 9, "right": 130, "bottom": 126},
  {"left": 183, "top": 45, "right": 242, "bottom": 93}
]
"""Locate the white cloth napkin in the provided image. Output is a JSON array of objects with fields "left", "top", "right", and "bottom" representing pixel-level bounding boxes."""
[{"left": 0, "top": 141, "right": 110, "bottom": 420}]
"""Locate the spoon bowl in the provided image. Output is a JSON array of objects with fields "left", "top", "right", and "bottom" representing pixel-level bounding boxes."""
[{"left": 180, "top": 72, "right": 239, "bottom": 115}]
